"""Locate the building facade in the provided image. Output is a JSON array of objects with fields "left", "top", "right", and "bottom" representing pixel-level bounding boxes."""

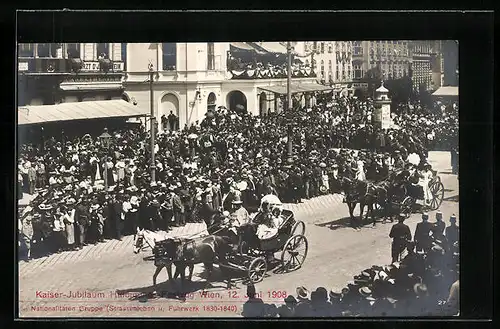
[
  {"left": 301, "top": 41, "right": 353, "bottom": 84},
  {"left": 352, "top": 41, "right": 411, "bottom": 81},
  {"left": 123, "top": 43, "right": 318, "bottom": 130},
  {"left": 409, "top": 40, "right": 443, "bottom": 92},
  {"left": 17, "top": 43, "right": 126, "bottom": 106}
]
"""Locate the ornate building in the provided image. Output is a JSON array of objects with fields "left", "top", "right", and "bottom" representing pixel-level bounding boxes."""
[
  {"left": 123, "top": 42, "right": 322, "bottom": 129},
  {"left": 298, "top": 41, "right": 354, "bottom": 96},
  {"left": 17, "top": 43, "right": 126, "bottom": 106}
]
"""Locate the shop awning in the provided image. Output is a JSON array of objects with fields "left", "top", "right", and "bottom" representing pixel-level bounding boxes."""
[
  {"left": 230, "top": 42, "right": 259, "bottom": 51},
  {"left": 252, "top": 42, "right": 288, "bottom": 54},
  {"left": 432, "top": 86, "right": 458, "bottom": 97},
  {"left": 258, "top": 83, "right": 333, "bottom": 95},
  {"left": 18, "top": 100, "right": 148, "bottom": 126}
]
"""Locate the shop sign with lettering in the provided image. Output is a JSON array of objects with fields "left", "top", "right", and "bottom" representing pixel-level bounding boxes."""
[{"left": 81, "top": 61, "right": 124, "bottom": 72}]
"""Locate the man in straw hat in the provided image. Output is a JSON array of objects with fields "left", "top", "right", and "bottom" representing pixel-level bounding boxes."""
[
  {"left": 294, "top": 286, "right": 312, "bottom": 316},
  {"left": 229, "top": 193, "right": 250, "bottom": 228}
]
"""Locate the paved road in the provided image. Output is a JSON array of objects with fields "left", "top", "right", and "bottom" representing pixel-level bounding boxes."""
[{"left": 18, "top": 152, "right": 459, "bottom": 317}]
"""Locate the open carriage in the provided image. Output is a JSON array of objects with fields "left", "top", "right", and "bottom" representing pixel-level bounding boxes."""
[
  {"left": 386, "top": 169, "right": 445, "bottom": 217},
  {"left": 220, "top": 207, "right": 308, "bottom": 284}
]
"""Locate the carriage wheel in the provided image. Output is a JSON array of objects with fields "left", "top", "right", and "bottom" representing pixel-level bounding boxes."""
[
  {"left": 247, "top": 257, "right": 267, "bottom": 283},
  {"left": 291, "top": 220, "right": 306, "bottom": 236},
  {"left": 429, "top": 181, "right": 445, "bottom": 210},
  {"left": 400, "top": 197, "right": 414, "bottom": 218},
  {"left": 281, "top": 235, "right": 308, "bottom": 272}
]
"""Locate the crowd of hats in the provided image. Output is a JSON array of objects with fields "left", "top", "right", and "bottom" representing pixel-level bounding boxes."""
[
  {"left": 242, "top": 238, "right": 459, "bottom": 317},
  {"left": 19, "top": 96, "right": 458, "bottom": 250}
]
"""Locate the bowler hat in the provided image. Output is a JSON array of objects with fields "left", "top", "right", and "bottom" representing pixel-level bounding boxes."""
[{"left": 284, "top": 295, "right": 298, "bottom": 304}]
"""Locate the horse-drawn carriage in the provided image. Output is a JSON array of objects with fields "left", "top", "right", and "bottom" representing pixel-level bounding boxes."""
[
  {"left": 221, "top": 208, "right": 308, "bottom": 283},
  {"left": 387, "top": 169, "right": 445, "bottom": 217},
  {"left": 134, "top": 195, "right": 308, "bottom": 289}
]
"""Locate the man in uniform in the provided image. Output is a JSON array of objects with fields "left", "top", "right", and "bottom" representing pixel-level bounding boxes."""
[
  {"left": 414, "top": 213, "right": 433, "bottom": 252},
  {"left": 432, "top": 211, "right": 446, "bottom": 242},
  {"left": 389, "top": 214, "right": 412, "bottom": 263},
  {"left": 445, "top": 214, "right": 459, "bottom": 249}
]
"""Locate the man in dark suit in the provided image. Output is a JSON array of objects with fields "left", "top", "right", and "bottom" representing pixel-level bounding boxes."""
[
  {"left": 389, "top": 214, "right": 412, "bottom": 263},
  {"left": 112, "top": 194, "right": 124, "bottom": 240},
  {"left": 172, "top": 188, "right": 185, "bottom": 226},
  {"left": 75, "top": 199, "right": 90, "bottom": 247},
  {"left": 414, "top": 213, "right": 433, "bottom": 252}
]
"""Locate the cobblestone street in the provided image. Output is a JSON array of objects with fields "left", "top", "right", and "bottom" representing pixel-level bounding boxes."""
[{"left": 18, "top": 152, "right": 459, "bottom": 317}]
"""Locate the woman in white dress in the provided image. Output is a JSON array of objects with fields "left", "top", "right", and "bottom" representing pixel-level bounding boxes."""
[
  {"left": 63, "top": 199, "right": 76, "bottom": 250},
  {"left": 355, "top": 158, "right": 366, "bottom": 182},
  {"left": 420, "top": 163, "right": 433, "bottom": 206}
]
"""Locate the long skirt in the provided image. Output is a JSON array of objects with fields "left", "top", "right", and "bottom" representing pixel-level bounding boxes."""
[{"left": 65, "top": 223, "right": 75, "bottom": 245}]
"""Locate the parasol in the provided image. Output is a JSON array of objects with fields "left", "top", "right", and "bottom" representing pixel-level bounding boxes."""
[
  {"left": 407, "top": 153, "right": 421, "bottom": 166},
  {"left": 236, "top": 104, "right": 245, "bottom": 111},
  {"left": 188, "top": 133, "right": 198, "bottom": 139},
  {"left": 261, "top": 194, "right": 282, "bottom": 205}
]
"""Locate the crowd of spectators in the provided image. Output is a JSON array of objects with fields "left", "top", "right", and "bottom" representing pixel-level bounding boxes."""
[
  {"left": 241, "top": 210, "right": 459, "bottom": 317},
  {"left": 17, "top": 93, "right": 458, "bottom": 261}
]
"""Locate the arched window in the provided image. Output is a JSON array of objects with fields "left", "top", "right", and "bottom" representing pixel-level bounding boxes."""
[
  {"left": 207, "top": 42, "right": 215, "bottom": 70},
  {"left": 320, "top": 43, "right": 325, "bottom": 53},
  {"left": 328, "top": 60, "right": 332, "bottom": 71},
  {"left": 96, "top": 43, "right": 109, "bottom": 59},
  {"left": 162, "top": 43, "right": 177, "bottom": 71},
  {"left": 305, "top": 59, "right": 309, "bottom": 66},
  {"left": 328, "top": 45, "right": 333, "bottom": 53}
]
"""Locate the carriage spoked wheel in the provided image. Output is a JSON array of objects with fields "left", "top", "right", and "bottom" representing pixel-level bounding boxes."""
[
  {"left": 400, "top": 197, "right": 414, "bottom": 218},
  {"left": 429, "top": 181, "right": 445, "bottom": 210},
  {"left": 281, "top": 235, "right": 308, "bottom": 273},
  {"left": 247, "top": 257, "right": 268, "bottom": 283},
  {"left": 291, "top": 220, "right": 306, "bottom": 236}
]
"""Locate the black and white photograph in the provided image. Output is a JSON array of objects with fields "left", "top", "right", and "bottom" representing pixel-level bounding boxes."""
[{"left": 17, "top": 39, "right": 459, "bottom": 318}]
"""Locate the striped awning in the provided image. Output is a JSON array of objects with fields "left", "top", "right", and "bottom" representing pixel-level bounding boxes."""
[
  {"left": 258, "top": 83, "right": 333, "bottom": 95},
  {"left": 18, "top": 100, "right": 148, "bottom": 125},
  {"left": 230, "top": 42, "right": 258, "bottom": 51},
  {"left": 252, "top": 42, "right": 288, "bottom": 54}
]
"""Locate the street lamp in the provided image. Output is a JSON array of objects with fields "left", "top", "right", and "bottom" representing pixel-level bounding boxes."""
[{"left": 99, "top": 128, "right": 112, "bottom": 192}]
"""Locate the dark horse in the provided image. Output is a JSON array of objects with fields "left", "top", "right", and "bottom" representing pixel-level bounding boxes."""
[
  {"left": 133, "top": 229, "right": 233, "bottom": 294},
  {"left": 340, "top": 177, "right": 390, "bottom": 227}
]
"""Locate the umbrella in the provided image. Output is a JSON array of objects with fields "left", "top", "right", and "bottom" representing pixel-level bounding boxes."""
[
  {"left": 236, "top": 104, "right": 245, "bottom": 111},
  {"left": 407, "top": 153, "right": 421, "bottom": 166},
  {"left": 261, "top": 194, "right": 282, "bottom": 205},
  {"left": 188, "top": 133, "right": 198, "bottom": 139}
]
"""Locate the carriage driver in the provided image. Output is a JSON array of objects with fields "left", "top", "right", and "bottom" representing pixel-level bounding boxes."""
[{"left": 228, "top": 194, "right": 250, "bottom": 228}]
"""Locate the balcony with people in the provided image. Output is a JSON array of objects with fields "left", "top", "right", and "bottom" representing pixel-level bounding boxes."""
[{"left": 227, "top": 42, "right": 317, "bottom": 80}]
